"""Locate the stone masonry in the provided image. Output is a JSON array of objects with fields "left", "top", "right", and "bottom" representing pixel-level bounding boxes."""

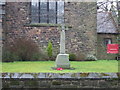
[
  {"left": 64, "top": 2, "right": 97, "bottom": 59},
  {"left": 2, "top": 73, "right": 119, "bottom": 88},
  {"left": 3, "top": 2, "right": 97, "bottom": 60}
]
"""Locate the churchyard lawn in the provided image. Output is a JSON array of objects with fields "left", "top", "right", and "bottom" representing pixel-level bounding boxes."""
[{"left": 1, "top": 60, "right": 118, "bottom": 73}]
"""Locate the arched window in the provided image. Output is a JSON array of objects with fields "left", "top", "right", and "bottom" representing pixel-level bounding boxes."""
[{"left": 31, "top": 0, "right": 64, "bottom": 24}]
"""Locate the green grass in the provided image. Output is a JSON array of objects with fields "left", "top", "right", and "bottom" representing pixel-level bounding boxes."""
[{"left": 1, "top": 60, "right": 119, "bottom": 73}]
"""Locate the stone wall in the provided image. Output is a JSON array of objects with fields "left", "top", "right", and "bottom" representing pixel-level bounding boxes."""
[
  {"left": 97, "top": 34, "right": 118, "bottom": 60},
  {"left": 3, "top": 2, "right": 97, "bottom": 60},
  {"left": 1, "top": 73, "right": 119, "bottom": 88},
  {"left": 2, "top": 78, "right": 119, "bottom": 88},
  {"left": 64, "top": 2, "right": 97, "bottom": 60},
  {"left": 3, "top": 2, "right": 30, "bottom": 40}
]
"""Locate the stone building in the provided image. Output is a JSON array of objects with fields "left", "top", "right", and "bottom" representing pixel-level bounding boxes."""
[
  {"left": 1, "top": 1, "right": 119, "bottom": 60},
  {"left": 97, "top": 11, "right": 118, "bottom": 60}
]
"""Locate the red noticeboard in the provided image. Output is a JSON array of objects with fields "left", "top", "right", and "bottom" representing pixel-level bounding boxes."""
[{"left": 107, "top": 44, "right": 119, "bottom": 54}]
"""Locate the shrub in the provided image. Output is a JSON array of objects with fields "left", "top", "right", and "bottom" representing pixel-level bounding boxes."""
[
  {"left": 69, "top": 53, "right": 77, "bottom": 61},
  {"left": 31, "top": 53, "right": 41, "bottom": 61},
  {"left": 2, "top": 37, "right": 41, "bottom": 61},
  {"left": 2, "top": 51, "right": 20, "bottom": 62},
  {"left": 46, "top": 41, "right": 53, "bottom": 59},
  {"left": 85, "top": 54, "right": 97, "bottom": 61}
]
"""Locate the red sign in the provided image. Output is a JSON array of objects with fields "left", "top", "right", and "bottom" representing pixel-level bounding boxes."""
[{"left": 107, "top": 44, "right": 119, "bottom": 54}]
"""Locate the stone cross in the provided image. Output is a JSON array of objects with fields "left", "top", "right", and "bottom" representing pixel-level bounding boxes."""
[
  {"left": 60, "top": 25, "right": 65, "bottom": 54},
  {"left": 55, "top": 24, "right": 70, "bottom": 69}
]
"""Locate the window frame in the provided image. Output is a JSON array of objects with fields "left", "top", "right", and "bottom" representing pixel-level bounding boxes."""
[
  {"left": 0, "top": 2, "right": 5, "bottom": 23},
  {"left": 104, "top": 38, "right": 112, "bottom": 46},
  {"left": 30, "top": 0, "right": 64, "bottom": 24}
]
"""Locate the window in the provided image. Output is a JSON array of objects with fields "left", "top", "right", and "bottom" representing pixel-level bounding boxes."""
[
  {"left": 104, "top": 38, "right": 112, "bottom": 46},
  {"left": 31, "top": 0, "right": 64, "bottom": 24},
  {"left": 0, "top": 1, "right": 5, "bottom": 24}
]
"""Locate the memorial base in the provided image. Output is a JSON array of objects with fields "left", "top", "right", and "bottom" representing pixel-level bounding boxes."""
[{"left": 55, "top": 54, "right": 70, "bottom": 69}]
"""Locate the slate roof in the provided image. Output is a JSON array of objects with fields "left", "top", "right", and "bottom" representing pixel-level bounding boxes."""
[{"left": 97, "top": 11, "right": 118, "bottom": 34}]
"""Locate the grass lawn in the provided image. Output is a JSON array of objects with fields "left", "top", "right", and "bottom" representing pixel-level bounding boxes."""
[{"left": 1, "top": 60, "right": 119, "bottom": 73}]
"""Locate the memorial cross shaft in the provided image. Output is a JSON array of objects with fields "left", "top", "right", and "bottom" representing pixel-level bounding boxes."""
[
  {"left": 55, "top": 24, "right": 70, "bottom": 69},
  {"left": 60, "top": 25, "right": 65, "bottom": 54}
]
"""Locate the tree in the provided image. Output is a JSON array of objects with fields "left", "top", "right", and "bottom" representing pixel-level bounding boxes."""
[
  {"left": 47, "top": 41, "right": 53, "bottom": 60},
  {"left": 97, "top": 0, "right": 118, "bottom": 24}
]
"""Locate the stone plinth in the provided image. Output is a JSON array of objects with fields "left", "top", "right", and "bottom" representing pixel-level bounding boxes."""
[{"left": 55, "top": 54, "right": 70, "bottom": 69}]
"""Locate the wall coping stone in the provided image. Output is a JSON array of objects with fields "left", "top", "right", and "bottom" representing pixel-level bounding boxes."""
[{"left": 1, "top": 73, "right": 119, "bottom": 79}]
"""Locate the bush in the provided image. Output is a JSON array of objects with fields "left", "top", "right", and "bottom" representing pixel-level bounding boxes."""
[
  {"left": 31, "top": 53, "right": 41, "bottom": 61},
  {"left": 85, "top": 54, "right": 97, "bottom": 61},
  {"left": 2, "top": 51, "right": 20, "bottom": 62},
  {"left": 46, "top": 41, "right": 53, "bottom": 59},
  {"left": 2, "top": 37, "right": 41, "bottom": 62},
  {"left": 69, "top": 53, "right": 76, "bottom": 61}
]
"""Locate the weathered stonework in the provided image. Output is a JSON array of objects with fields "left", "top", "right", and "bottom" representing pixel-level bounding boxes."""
[
  {"left": 1, "top": 73, "right": 119, "bottom": 88},
  {"left": 64, "top": 2, "right": 97, "bottom": 59},
  {"left": 3, "top": 2, "right": 97, "bottom": 60},
  {"left": 2, "top": 79, "right": 119, "bottom": 88},
  {"left": 97, "top": 34, "right": 118, "bottom": 60}
]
